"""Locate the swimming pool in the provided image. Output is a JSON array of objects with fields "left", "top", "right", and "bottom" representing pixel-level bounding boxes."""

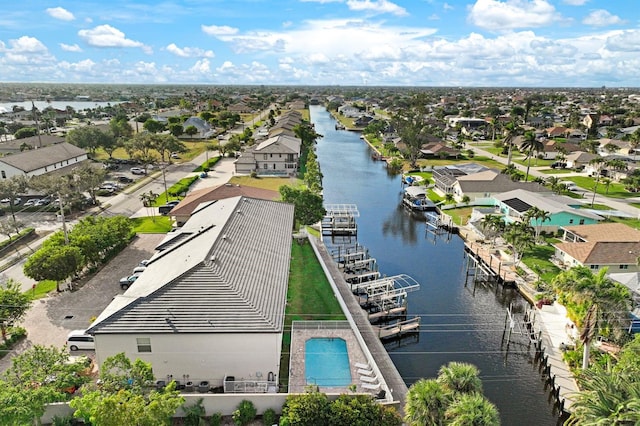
[{"left": 305, "top": 338, "right": 351, "bottom": 387}]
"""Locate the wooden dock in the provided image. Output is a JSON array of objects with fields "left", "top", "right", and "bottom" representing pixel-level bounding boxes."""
[
  {"left": 375, "top": 317, "right": 421, "bottom": 339},
  {"left": 464, "top": 241, "right": 519, "bottom": 285},
  {"left": 310, "top": 236, "right": 409, "bottom": 413}
]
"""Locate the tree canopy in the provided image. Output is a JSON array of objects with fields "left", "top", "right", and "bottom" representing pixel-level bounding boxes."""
[
  {"left": 0, "top": 279, "right": 31, "bottom": 343},
  {"left": 279, "top": 186, "right": 326, "bottom": 226}
]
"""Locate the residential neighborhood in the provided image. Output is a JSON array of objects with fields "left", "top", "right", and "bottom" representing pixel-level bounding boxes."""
[{"left": 0, "top": 84, "right": 640, "bottom": 424}]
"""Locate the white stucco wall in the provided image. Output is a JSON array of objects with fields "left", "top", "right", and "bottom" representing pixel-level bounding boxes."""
[
  {"left": 0, "top": 153, "right": 88, "bottom": 179},
  {"left": 95, "top": 332, "right": 282, "bottom": 386}
]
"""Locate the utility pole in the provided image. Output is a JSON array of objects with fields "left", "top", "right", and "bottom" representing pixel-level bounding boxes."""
[{"left": 32, "top": 101, "right": 43, "bottom": 148}]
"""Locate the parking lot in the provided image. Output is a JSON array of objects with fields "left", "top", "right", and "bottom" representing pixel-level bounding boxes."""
[{"left": 0, "top": 233, "right": 164, "bottom": 372}]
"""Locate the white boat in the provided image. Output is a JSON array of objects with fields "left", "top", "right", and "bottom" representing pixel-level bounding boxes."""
[{"left": 402, "top": 186, "right": 436, "bottom": 211}]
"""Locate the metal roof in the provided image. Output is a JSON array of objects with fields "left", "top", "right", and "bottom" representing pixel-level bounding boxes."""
[{"left": 88, "top": 196, "right": 294, "bottom": 334}]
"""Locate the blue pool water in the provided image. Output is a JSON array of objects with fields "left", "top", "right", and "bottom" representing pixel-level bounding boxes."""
[{"left": 305, "top": 338, "right": 352, "bottom": 387}]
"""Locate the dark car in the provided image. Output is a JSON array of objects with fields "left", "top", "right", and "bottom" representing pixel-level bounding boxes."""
[
  {"left": 116, "top": 176, "right": 134, "bottom": 183},
  {"left": 158, "top": 204, "right": 175, "bottom": 215}
]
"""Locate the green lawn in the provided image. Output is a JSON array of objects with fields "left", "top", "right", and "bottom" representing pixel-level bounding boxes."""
[
  {"left": 631, "top": 203, "right": 640, "bottom": 209},
  {"left": 441, "top": 206, "right": 473, "bottom": 226},
  {"left": 416, "top": 156, "right": 504, "bottom": 170},
  {"left": 539, "top": 168, "right": 574, "bottom": 174},
  {"left": 131, "top": 216, "right": 173, "bottom": 233},
  {"left": 513, "top": 157, "right": 555, "bottom": 168},
  {"left": 566, "top": 176, "right": 636, "bottom": 199},
  {"left": 26, "top": 280, "right": 57, "bottom": 299},
  {"left": 521, "top": 244, "right": 560, "bottom": 285},
  {"left": 228, "top": 175, "right": 303, "bottom": 192},
  {"left": 280, "top": 240, "right": 346, "bottom": 388},
  {"left": 609, "top": 217, "right": 640, "bottom": 230}
]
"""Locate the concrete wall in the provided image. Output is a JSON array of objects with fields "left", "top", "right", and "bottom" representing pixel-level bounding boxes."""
[{"left": 95, "top": 332, "right": 282, "bottom": 386}]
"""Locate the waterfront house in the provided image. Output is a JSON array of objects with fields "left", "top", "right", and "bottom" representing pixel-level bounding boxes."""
[
  {"left": 493, "top": 189, "right": 602, "bottom": 231},
  {"left": 0, "top": 142, "right": 88, "bottom": 179},
  {"left": 553, "top": 223, "right": 640, "bottom": 272},
  {"left": 234, "top": 134, "right": 301, "bottom": 177},
  {"left": 87, "top": 196, "right": 294, "bottom": 390}
]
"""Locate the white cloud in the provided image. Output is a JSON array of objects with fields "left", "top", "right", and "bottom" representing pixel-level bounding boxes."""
[
  {"left": 563, "top": 0, "right": 588, "bottom": 5},
  {"left": 60, "top": 43, "right": 82, "bottom": 52},
  {"left": 299, "top": 0, "right": 343, "bottom": 3},
  {"left": 165, "top": 43, "right": 214, "bottom": 58},
  {"left": 605, "top": 30, "right": 640, "bottom": 52},
  {"left": 346, "top": 0, "right": 408, "bottom": 16},
  {"left": 282, "top": 21, "right": 293, "bottom": 28},
  {"left": 443, "top": 2, "right": 454, "bottom": 10},
  {"left": 201, "top": 25, "right": 239, "bottom": 36},
  {"left": 78, "top": 25, "right": 149, "bottom": 52},
  {"left": 190, "top": 58, "right": 211, "bottom": 74},
  {"left": 46, "top": 7, "right": 75, "bottom": 21},
  {"left": 583, "top": 9, "right": 624, "bottom": 27},
  {"left": 468, "top": 0, "right": 562, "bottom": 31},
  {"left": 4, "top": 36, "right": 48, "bottom": 53}
]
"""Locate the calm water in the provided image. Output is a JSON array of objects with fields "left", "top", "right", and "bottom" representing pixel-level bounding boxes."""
[
  {"left": 311, "top": 105, "right": 560, "bottom": 425},
  {"left": 0, "top": 101, "right": 120, "bottom": 114}
]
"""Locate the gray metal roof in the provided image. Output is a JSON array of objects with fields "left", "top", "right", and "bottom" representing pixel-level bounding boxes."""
[
  {"left": 0, "top": 142, "right": 87, "bottom": 172},
  {"left": 89, "top": 196, "right": 294, "bottom": 334}
]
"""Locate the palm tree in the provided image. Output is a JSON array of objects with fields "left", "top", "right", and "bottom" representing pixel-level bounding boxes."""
[
  {"left": 437, "top": 362, "right": 483, "bottom": 395},
  {"left": 520, "top": 131, "right": 544, "bottom": 181},
  {"left": 480, "top": 214, "right": 504, "bottom": 247},
  {"left": 404, "top": 379, "right": 449, "bottom": 426},
  {"left": 601, "top": 177, "right": 612, "bottom": 195},
  {"left": 503, "top": 222, "right": 534, "bottom": 267},
  {"left": 444, "top": 193, "right": 455, "bottom": 205},
  {"left": 444, "top": 393, "right": 500, "bottom": 426},
  {"left": 588, "top": 157, "right": 605, "bottom": 207},
  {"left": 524, "top": 207, "right": 551, "bottom": 241}
]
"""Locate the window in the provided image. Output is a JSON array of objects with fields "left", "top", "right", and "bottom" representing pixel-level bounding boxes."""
[
  {"left": 1, "top": 171, "right": 5, "bottom": 179},
  {"left": 263, "top": 163, "right": 268, "bottom": 169},
  {"left": 620, "top": 265, "right": 629, "bottom": 269},
  {"left": 590, "top": 265, "right": 599, "bottom": 270},
  {"left": 136, "top": 337, "right": 152, "bottom": 353},
  {"left": 579, "top": 219, "right": 585, "bottom": 225},
  {"left": 263, "top": 154, "right": 267, "bottom": 160},
  {"left": 270, "top": 153, "right": 273, "bottom": 158},
  {"left": 568, "top": 219, "right": 574, "bottom": 224},
  {"left": 273, "top": 164, "right": 276, "bottom": 170}
]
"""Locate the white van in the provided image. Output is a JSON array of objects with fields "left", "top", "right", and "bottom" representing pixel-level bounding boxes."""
[
  {"left": 67, "top": 330, "right": 95, "bottom": 351},
  {"left": 560, "top": 181, "right": 579, "bottom": 191}
]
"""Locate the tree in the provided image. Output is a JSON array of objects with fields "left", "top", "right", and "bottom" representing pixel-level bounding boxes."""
[
  {"left": 109, "top": 114, "right": 133, "bottom": 141},
  {"left": 329, "top": 394, "right": 402, "bottom": 426},
  {"left": 392, "top": 108, "right": 430, "bottom": 168},
  {"left": 0, "top": 280, "right": 31, "bottom": 343},
  {"left": 0, "top": 345, "right": 91, "bottom": 425},
  {"left": 14, "top": 127, "right": 37, "bottom": 139},
  {"left": 437, "top": 362, "right": 483, "bottom": 395},
  {"left": 523, "top": 207, "right": 551, "bottom": 241},
  {"left": 74, "top": 163, "right": 107, "bottom": 206},
  {"left": 520, "top": 131, "right": 544, "bottom": 181},
  {"left": 151, "top": 134, "right": 186, "bottom": 163},
  {"left": 404, "top": 379, "right": 449, "bottom": 426},
  {"left": 66, "top": 126, "right": 113, "bottom": 157},
  {"left": 169, "top": 123, "right": 184, "bottom": 138},
  {"left": 444, "top": 393, "right": 500, "bottom": 426},
  {"left": 143, "top": 118, "right": 165, "bottom": 134},
  {"left": 280, "top": 389, "right": 331, "bottom": 426},
  {"left": 0, "top": 175, "right": 28, "bottom": 228},
  {"left": 304, "top": 149, "right": 323, "bottom": 193},
  {"left": 279, "top": 186, "right": 326, "bottom": 226},
  {"left": 184, "top": 125, "right": 198, "bottom": 138},
  {"left": 71, "top": 353, "right": 183, "bottom": 426},
  {"left": 294, "top": 122, "right": 323, "bottom": 148},
  {"left": 588, "top": 157, "right": 605, "bottom": 207},
  {"left": 479, "top": 214, "right": 505, "bottom": 247},
  {"left": 23, "top": 245, "right": 84, "bottom": 292},
  {"left": 503, "top": 222, "right": 534, "bottom": 267},
  {"left": 130, "top": 133, "right": 159, "bottom": 170},
  {"left": 404, "top": 362, "right": 499, "bottom": 426}
]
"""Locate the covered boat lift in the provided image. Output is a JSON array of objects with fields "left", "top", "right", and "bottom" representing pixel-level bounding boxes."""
[{"left": 402, "top": 186, "right": 436, "bottom": 211}]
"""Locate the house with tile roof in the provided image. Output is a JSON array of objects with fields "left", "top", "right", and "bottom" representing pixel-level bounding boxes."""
[
  {"left": 88, "top": 196, "right": 295, "bottom": 388},
  {"left": 234, "top": 134, "right": 301, "bottom": 176},
  {"left": 553, "top": 223, "right": 640, "bottom": 273},
  {"left": 443, "top": 168, "right": 549, "bottom": 202},
  {"left": 0, "top": 142, "right": 88, "bottom": 179},
  {"left": 493, "top": 189, "right": 602, "bottom": 231}
]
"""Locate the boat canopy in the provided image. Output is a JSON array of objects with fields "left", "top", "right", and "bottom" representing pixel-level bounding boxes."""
[{"left": 404, "top": 186, "right": 427, "bottom": 198}]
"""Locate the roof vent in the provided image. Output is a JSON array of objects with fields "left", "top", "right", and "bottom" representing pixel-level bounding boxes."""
[
  {"left": 210, "top": 255, "right": 216, "bottom": 262},
  {"left": 222, "top": 234, "right": 227, "bottom": 240}
]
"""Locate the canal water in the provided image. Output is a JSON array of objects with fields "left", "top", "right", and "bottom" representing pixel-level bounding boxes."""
[{"left": 310, "top": 105, "right": 559, "bottom": 425}]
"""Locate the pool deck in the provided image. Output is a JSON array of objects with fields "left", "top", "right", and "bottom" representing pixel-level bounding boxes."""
[
  {"left": 309, "top": 235, "right": 409, "bottom": 413},
  {"left": 289, "top": 327, "right": 368, "bottom": 394}
]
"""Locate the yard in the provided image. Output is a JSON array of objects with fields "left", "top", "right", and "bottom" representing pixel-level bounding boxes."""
[
  {"left": 520, "top": 243, "right": 560, "bottom": 285},
  {"left": 228, "top": 175, "right": 303, "bottom": 192},
  {"left": 565, "top": 176, "right": 636, "bottom": 199}
]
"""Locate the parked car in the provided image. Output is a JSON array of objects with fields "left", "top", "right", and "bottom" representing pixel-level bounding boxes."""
[
  {"left": 119, "top": 273, "right": 141, "bottom": 290},
  {"left": 171, "top": 152, "right": 180, "bottom": 159},
  {"left": 130, "top": 167, "right": 146, "bottom": 175},
  {"left": 67, "top": 330, "right": 95, "bottom": 351},
  {"left": 23, "top": 199, "right": 37, "bottom": 207},
  {"left": 166, "top": 199, "right": 180, "bottom": 207},
  {"left": 132, "top": 265, "right": 146, "bottom": 274},
  {"left": 139, "top": 259, "right": 150, "bottom": 266},
  {"left": 34, "top": 199, "right": 50, "bottom": 207},
  {"left": 158, "top": 204, "right": 175, "bottom": 215},
  {"left": 116, "top": 175, "right": 134, "bottom": 184}
]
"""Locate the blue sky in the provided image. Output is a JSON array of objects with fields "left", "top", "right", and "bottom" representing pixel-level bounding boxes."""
[{"left": 0, "top": 0, "right": 638, "bottom": 86}]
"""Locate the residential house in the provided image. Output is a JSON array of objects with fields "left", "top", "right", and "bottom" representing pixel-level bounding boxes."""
[
  {"left": 441, "top": 168, "right": 548, "bottom": 202},
  {"left": 419, "top": 142, "right": 460, "bottom": 159},
  {"left": 234, "top": 134, "right": 301, "bottom": 176},
  {"left": 227, "top": 103, "right": 251, "bottom": 114},
  {"left": 554, "top": 223, "right": 640, "bottom": 273},
  {"left": 87, "top": 196, "right": 295, "bottom": 389},
  {"left": 181, "top": 117, "right": 216, "bottom": 139},
  {"left": 169, "top": 184, "right": 279, "bottom": 227},
  {"left": 565, "top": 151, "right": 599, "bottom": 170},
  {"left": 494, "top": 189, "right": 602, "bottom": 231},
  {"left": 337, "top": 104, "right": 363, "bottom": 118},
  {"left": 541, "top": 140, "right": 582, "bottom": 160},
  {"left": 0, "top": 142, "right": 88, "bottom": 179},
  {"left": 546, "top": 126, "right": 570, "bottom": 139}
]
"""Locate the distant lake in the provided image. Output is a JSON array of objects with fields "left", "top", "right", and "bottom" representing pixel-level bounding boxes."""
[{"left": 0, "top": 101, "right": 121, "bottom": 114}]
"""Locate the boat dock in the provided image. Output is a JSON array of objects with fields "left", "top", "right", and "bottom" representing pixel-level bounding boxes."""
[
  {"left": 310, "top": 236, "right": 409, "bottom": 413},
  {"left": 322, "top": 204, "right": 359, "bottom": 237},
  {"left": 464, "top": 241, "right": 519, "bottom": 285}
]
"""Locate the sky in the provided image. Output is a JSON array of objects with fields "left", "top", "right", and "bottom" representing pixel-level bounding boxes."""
[{"left": 0, "top": 0, "right": 639, "bottom": 87}]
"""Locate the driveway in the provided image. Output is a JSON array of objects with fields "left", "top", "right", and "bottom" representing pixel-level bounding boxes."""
[{"left": 0, "top": 234, "right": 164, "bottom": 372}]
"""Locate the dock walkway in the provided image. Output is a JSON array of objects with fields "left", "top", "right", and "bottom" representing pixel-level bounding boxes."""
[
  {"left": 309, "top": 235, "right": 408, "bottom": 413},
  {"left": 464, "top": 240, "right": 519, "bottom": 284}
]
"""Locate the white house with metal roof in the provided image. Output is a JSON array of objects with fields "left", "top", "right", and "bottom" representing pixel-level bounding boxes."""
[
  {"left": 88, "top": 196, "right": 294, "bottom": 390},
  {"left": 0, "top": 142, "right": 88, "bottom": 179}
]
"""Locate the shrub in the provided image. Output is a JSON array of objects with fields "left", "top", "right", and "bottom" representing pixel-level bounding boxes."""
[
  {"left": 262, "top": 408, "right": 277, "bottom": 425},
  {"left": 209, "top": 412, "right": 223, "bottom": 426},
  {"left": 232, "top": 400, "right": 257, "bottom": 426}
]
